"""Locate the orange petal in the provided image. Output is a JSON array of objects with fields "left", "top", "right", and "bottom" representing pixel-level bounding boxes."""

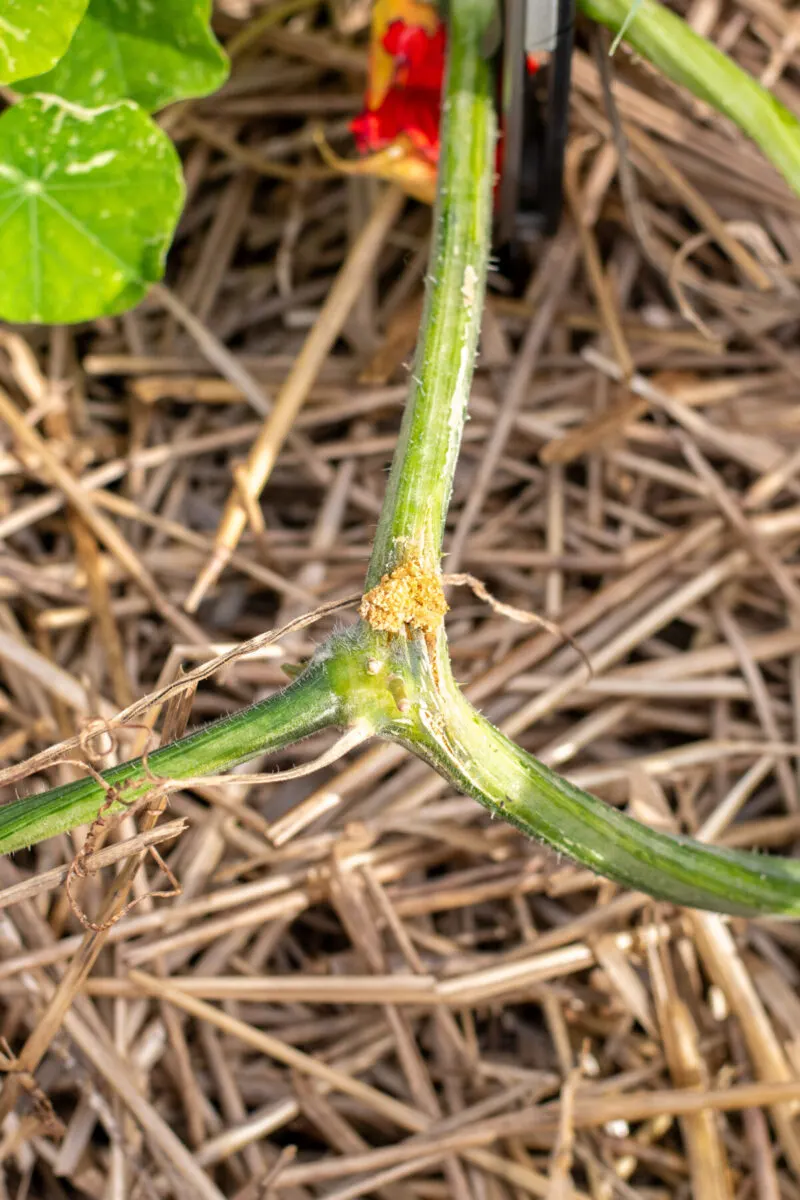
[{"left": 368, "top": 0, "right": 441, "bottom": 110}]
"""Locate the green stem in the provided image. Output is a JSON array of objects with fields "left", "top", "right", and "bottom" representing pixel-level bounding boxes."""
[
  {"left": 2, "top": 0, "right": 799, "bottom": 921},
  {"left": 365, "top": 0, "right": 496, "bottom": 585},
  {"left": 578, "top": 0, "right": 800, "bottom": 196},
  {"left": 388, "top": 654, "right": 800, "bottom": 917},
  {"left": 360, "top": 0, "right": 800, "bottom": 917},
  {"left": 0, "top": 662, "right": 343, "bottom": 856}
]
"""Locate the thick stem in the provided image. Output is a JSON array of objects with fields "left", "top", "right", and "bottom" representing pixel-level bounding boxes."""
[
  {"left": 356, "top": 0, "right": 800, "bottom": 917},
  {"left": 387, "top": 655, "right": 800, "bottom": 917},
  {"left": 0, "top": 662, "right": 344, "bottom": 856},
  {"left": 3, "top": 0, "right": 800, "bottom": 924},
  {"left": 578, "top": 0, "right": 800, "bottom": 196},
  {"left": 365, "top": 0, "right": 496, "bottom": 586}
]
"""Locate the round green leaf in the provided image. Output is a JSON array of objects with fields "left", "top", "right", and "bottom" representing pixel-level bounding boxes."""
[
  {"left": 0, "top": 96, "right": 185, "bottom": 324},
  {"left": 16, "top": 0, "right": 229, "bottom": 111},
  {"left": 0, "top": 0, "right": 89, "bottom": 85}
]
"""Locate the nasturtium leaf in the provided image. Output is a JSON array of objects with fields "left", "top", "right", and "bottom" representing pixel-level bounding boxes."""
[
  {"left": 0, "top": 0, "right": 89, "bottom": 85},
  {"left": 0, "top": 96, "right": 185, "bottom": 325},
  {"left": 17, "top": 0, "right": 229, "bottom": 111}
]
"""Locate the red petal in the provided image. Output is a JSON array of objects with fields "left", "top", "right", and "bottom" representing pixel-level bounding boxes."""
[
  {"left": 382, "top": 20, "right": 445, "bottom": 92},
  {"left": 350, "top": 109, "right": 384, "bottom": 153},
  {"left": 351, "top": 16, "right": 445, "bottom": 165},
  {"left": 400, "top": 91, "right": 441, "bottom": 159},
  {"left": 352, "top": 86, "right": 441, "bottom": 159}
]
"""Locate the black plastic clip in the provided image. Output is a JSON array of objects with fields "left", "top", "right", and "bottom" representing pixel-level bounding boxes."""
[{"left": 495, "top": 0, "right": 575, "bottom": 244}]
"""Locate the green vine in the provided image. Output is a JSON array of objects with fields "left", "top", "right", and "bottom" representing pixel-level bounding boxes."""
[
  {"left": 578, "top": 0, "right": 800, "bottom": 196},
  {"left": 1, "top": 0, "right": 800, "bottom": 917}
]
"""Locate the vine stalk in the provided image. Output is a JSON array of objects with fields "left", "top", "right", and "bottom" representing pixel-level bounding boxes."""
[{"left": 2, "top": 0, "right": 800, "bottom": 917}]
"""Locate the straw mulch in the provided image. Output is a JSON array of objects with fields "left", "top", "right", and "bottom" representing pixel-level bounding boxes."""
[{"left": 1, "top": 1, "right": 800, "bottom": 1196}]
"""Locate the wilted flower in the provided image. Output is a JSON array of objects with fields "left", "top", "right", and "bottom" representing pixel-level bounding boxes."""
[
  {"left": 319, "top": 0, "right": 442, "bottom": 202},
  {"left": 327, "top": 1, "right": 542, "bottom": 204}
]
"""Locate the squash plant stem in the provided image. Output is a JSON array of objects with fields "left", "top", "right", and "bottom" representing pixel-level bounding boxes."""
[{"left": 1, "top": 0, "right": 800, "bottom": 916}]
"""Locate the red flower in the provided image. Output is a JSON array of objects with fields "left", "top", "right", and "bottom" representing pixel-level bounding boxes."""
[
  {"left": 339, "top": 5, "right": 541, "bottom": 204},
  {"left": 382, "top": 20, "right": 446, "bottom": 91},
  {"left": 352, "top": 19, "right": 445, "bottom": 163}
]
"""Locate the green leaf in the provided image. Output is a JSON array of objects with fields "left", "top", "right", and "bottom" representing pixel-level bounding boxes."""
[
  {"left": 0, "top": 0, "right": 89, "bottom": 85},
  {"left": 17, "top": 0, "right": 229, "bottom": 111},
  {"left": 0, "top": 96, "right": 185, "bottom": 325}
]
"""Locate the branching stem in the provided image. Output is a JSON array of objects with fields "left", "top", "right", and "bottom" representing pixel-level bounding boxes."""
[{"left": 1, "top": 0, "right": 799, "bottom": 919}]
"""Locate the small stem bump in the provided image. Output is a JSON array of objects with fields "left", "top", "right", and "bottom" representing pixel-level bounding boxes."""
[{"left": 387, "top": 676, "right": 412, "bottom": 715}]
